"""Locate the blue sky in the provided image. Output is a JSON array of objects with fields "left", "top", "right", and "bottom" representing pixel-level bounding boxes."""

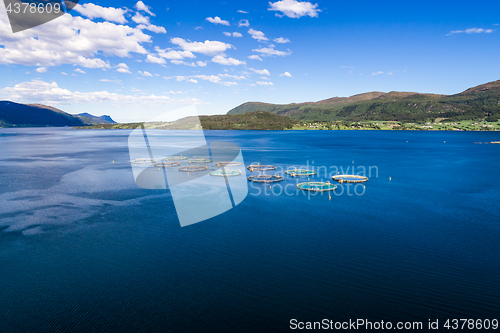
[{"left": 0, "top": 0, "right": 499, "bottom": 122}]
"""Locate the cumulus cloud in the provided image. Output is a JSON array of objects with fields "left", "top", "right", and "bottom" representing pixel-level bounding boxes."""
[
  {"left": 447, "top": 28, "right": 494, "bottom": 35},
  {"left": 249, "top": 68, "right": 270, "bottom": 75},
  {"left": 170, "top": 60, "right": 207, "bottom": 67},
  {"left": 248, "top": 28, "right": 268, "bottom": 41},
  {"left": 280, "top": 71, "right": 292, "bottom": 77},
  {"left": 135, "top": 1, "right": 155, "bottom": 16},
  {"left": 155, "top": 47, "right": 196, "bottom": 60},
  {"left": 146, "top": 54, "right": 166, "bottom": 64},
  {"left": 211, "top": 55, "right": 246, "bottom": 66},
  {"left": 136, "top": 23, "right": 166, "bottom": 33},
  {"left": 170, "top": 37, "right": 233, "bottom": 55},
  {"left": 252, "top": 47, "right": 291, "bottom": 57},
  {"left": 0, "top": 9, "right": 155, "bottom": 69},
  {"left": 165, "top": 74, "right": 240, "bottom": 86},
  {"left": 138, "top": 70, "right": 152, "bottom": 77},
  {"left": 116, "top": 63, "right": 131, "bottom": 73},
  {"left": 256, "top": 81, "right": 274, "bottom": 86},
  {"left": 74, "top": 68, "right": 86, "bottom": 74},
  {"left": 248, "top": 55, "right": 263, "bottom": 61},
  {"left": 268, "top": 0, "right": 321, "bottom": 18},
  {"left": 372, "top": 71, "right": 384, "bottom": 75},
  {"left": 237, "top": 10, "right": 249, "bottom": 14},
  {"left": 206, "top": 16, "right": 230, "bottom": 26},
  {"left": 36, "top": 67, "right": 48, "bottom": 73},
  {"left": 223, "top": 32, "right": 243, "bottom": 37},
  {"left": 0, "top": 79, "right": 203, "bottom": 106},
  {"left": 238, "top": 19, "right": 250, "bottom": 27},
  {"left": 132, "top": 12, "right": 150, "bottom": 24},
  {"left": 73, "top": 3, "right": 128, "bottom": 24},
  {"left": 274, "top": 37, "right": 291, "bottom": 43}
]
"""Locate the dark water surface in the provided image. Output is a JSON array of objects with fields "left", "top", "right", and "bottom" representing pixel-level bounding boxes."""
[{"left": 0, "top": 128, "right": 499, "bottom": 332}]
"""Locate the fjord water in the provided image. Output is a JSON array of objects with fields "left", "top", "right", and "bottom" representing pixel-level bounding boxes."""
[{"left": 0, "top": 128, "right": 499, "bottom": 332}]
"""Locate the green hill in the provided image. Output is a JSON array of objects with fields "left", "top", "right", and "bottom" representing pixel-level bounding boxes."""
[
  {"left": 0, "top": 101, "right": 115, "bottom": 127},
  {"left": 227, "top": 80, "right": 500, "bottom": 123}
]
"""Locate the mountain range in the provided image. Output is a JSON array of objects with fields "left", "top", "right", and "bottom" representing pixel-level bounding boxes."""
[
  {"left": 0, "top": 101, "right": 115, "bottom": 127},
  {"left": 228, "top": 80, "right": 500, "bottom": 123}
]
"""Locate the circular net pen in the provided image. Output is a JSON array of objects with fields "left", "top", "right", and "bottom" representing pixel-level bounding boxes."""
[
  {"left": 332, "top": 175, "right": 369, "bottom": 183},
  {"left": 165, "top": 155, "right": 189, "bottom": 161},
  {"left": 131, "top": 158, "right": 156, "bottom": 164},
  {"left": 178, "top": 165, "right": 208, "bottom": 172},
  {"left": 154, "top": 161, "right": 180, "bottom": 168},
  {"left": 285, "top": 169, "right": 317, "bottom": 177},
  {"left": 210, "top": 169, "right": 242, "bottom": 177},
  {"left": 189, "top": 158, "right": 213, "bottom": 164},
  {"left": 247, "top": 165, "right": 276, "bottom": 172},
  {"left": 247, "top": 175, "right": 284, "bottom": 183},
  {"left": 297, "top": 182, "right": 337, "bottom": 192},
  {"left": 215, "top": 161, "right": 242, "bottom": 168}
]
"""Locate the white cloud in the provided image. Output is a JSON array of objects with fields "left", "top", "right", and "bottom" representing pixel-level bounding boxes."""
[
  {"left": 188, "top": 79, "right": 198, "bottom": 83},
  {"left": 248, "top": 29, "right": 268, "bottom": 42},
  {"left": 252, "top": 47, "right": 291, "bottom": 57},
  {"left": 224, "top": 32, "right": 243, "bottom": 37},
  {"left": 237, "top": 10, "right": 249, "bottom": 14},
  {"left": 132, "top": 12, "right": 150, "bottom": 25},
  {"left": 0, "top": 10, "right": 154, "bottom": 68},
  {"left": 146, "top": 54, "right": 166, "bottom": 64},
  {"left": 248, "top": 55, "right": 263, "bottom": 61},
  {"left": 36, "top": 67, "right": 48, "bottom": 73},
  {"left": 372, "top": 71, "right": 384, "bottom": 75},
  {"left": 61, "top": 72, "right": 67, "bottom": 75},
  {"left": 268, "top": 0, "right": 321, "bottom": 18},
  {"left": 156, "top": 47, "right": 196, "bottom": 60},
  {"left": 171, "top": 60, "right": 207, "bottom": 67},
  {"left": 274, "top": 37, "right": 291, "bottom": 43},
  {"left": 138, "top": 71, "right": 153, "bottom": 77},
  {"left": 0, "top": 79, "right": 203, "bottom": 106},
  {"left": 135, "top": 1, "right": 155, "bottom": 16},
  {"left": 280, "top": 71, "right": 292, "bottom": 77},
  {"left": 73, "top": 4, "right": 128, "bottom": 24},
  {"left": 256, "top": 81, "right": 274, "bottom": 86},
  {"left": 116, "top": 63, "right": 131, "bottom": 73},
  {"left": 206, "top": 16, "right": 230, "bottom": 26},
  {"left": 100, "top": 79, "right": 122, "bottom": 84},
  {"left": 194, "top": 26, "right": 203, "bottom": 30},
  {"left": 238, "top": 19, "right": 250, "bottom": 27},
  {"left": 137, "top": 24, "right": 166, "bottom": 34},
  {"left": 249, "top": 68, "right": 270, "bottom": 75},
  {"left": 74, "top": 68, "right": 86, "bottom": 74},
  {"left": 211, "top": 55, "right": 246, "bottom": 66},
  {"left": 447, "top": 28, "right": 494, "bottom": 35},
  {"left": 165, "top": 74, "right": 240, "bottom": 85},
  {"left": 170, "top": 37, "right": 233, "bottom": 55}
]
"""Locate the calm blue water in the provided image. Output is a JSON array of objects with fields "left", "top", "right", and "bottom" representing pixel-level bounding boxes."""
[{"left": 0, "top": 128, "right": 499, "bottom": 332}]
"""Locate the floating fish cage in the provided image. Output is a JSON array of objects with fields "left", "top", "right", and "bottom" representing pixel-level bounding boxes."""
[
  {"left": 189, "top": 158, "right": 213, "bottom": 163},
  {"left": 332, "top": 175, "right": 369, "bottom": 183},
  {"left": 210, "top": 169, "right": 242, "bottom": 177},
  {"left": 247, "top": 175, "right": 284, "bottom": 183},
  {"left": 247, "top": 165, "right": 276, "bottom": 172},
  {"left": 131, "top": 158, "right": 156, "bottom": 164},
  {"left": 154, "top": 161, "right": 180, "bottom": 168},
  {"left": 165, "top": 155, "right": 188, "bottom": 161},
  {"left": 178, "top": 166, "right": 208, "bottom": 172},
  {"left": 215, "top": 161, "right": 242, "bottom": 168},
  {"left": 297, "top": 182, "right": 337, "bottom": 192},
  {"left": 285, "top": 169, "right": 317, "bottom": 177}
]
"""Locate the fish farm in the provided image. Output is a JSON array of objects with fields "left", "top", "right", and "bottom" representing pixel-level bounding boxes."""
[
  {"left": 215, "top": 161, "right": 242, "bottom": 168},
  {"left": 285, "top": 169, "right": 317, "bottom": 177},
  {"left": 297, "top": 182, "right": 337, "bottom": 192},
  {"left": 247, "top": 165, "right": 277, "bottom": 172},
  {"left": 165, "top": 155, "right": 189, "bottom": 161},
  {"left": 247, "top": 175, "right": 284, "bottom": 183},
  {"left": 189, "top": 158, "right": 213, "bottom": 163},
  {"left": 210, "top": 170, "right": 242, "bottom": 177},
  {"left": 131, "top": 158, "right": 156, "bottom": 164},
  {"left": 332, "top": 175, "right": 369, "bottom": 183},
  {"left": 178, "top": 166, "right": 208, "bottom": 172},
  {"left": 154, "top": 161, "right": 180, "bottom": 168}
]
